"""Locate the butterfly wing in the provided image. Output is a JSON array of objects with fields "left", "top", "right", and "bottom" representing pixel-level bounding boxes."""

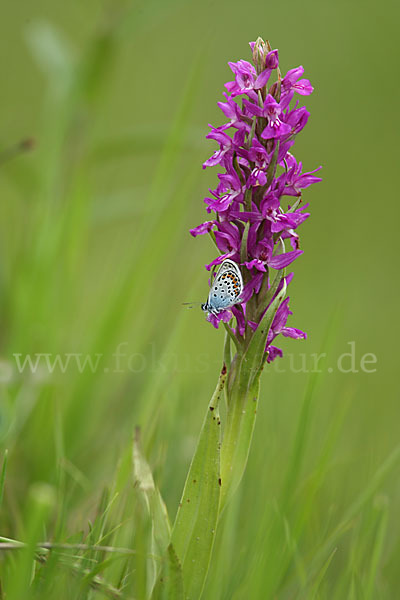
[
  {"left": 206, "top": 260, "right": 243, "bottom": 314},
  {"left": 215, "top": 259, "right": 241, "bottom": 278}
]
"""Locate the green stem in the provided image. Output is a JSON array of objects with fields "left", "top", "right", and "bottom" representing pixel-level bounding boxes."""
[
  {"left": 208, "top": 230, "right": 218, "bottom": 251},
  {"left": 244, "top": 188, "right": 252, "bottom": 212},
  {"left": 233, "top": 153, "right": 245, "bottom": 187},
  {"left": 223, "top": 322, "right": 239, "bottom": 352},
  {"left": 266, "top": 140, "right": 280, "bottom": 186},
  {"left": 223, "top": 331, "right": 231, "bottom": 371},
  {"left": 240, "top": 221, "right": 250, "bottom": 266},
  {"left": 219, "top": 364, "right": 261, "bottom": 513}
]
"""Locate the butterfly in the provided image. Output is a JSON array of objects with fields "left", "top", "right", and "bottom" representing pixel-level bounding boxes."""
[{"left": 201, "top": 259, "right": 243, "bottom": 316}]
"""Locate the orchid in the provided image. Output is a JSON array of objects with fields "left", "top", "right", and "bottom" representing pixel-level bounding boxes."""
[
  {"left": 172, "top": 38, "right": 321, "bottom": 600},
  {"left": 191, "top": 37, "right": 321, "bottom": 362}
]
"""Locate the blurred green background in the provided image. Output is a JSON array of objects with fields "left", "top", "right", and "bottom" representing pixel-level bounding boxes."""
[{"left": 0, "top": 0, "right": 399, "bottom": 598}]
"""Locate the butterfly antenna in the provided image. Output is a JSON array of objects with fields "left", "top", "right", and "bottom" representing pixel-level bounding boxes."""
[{"left": 182, "top": 302, "right": 202, "bottom": 309}]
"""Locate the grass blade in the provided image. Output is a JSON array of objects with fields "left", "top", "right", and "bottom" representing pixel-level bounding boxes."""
[
  {"left": 0, "top": 449, "right": 8, "bottom": 509},
  {"left": 365, "top": 498, "right": 389, "bottom": 599},
  {"left": 133, "top": 427, "right": 171, "bottom": 596}
]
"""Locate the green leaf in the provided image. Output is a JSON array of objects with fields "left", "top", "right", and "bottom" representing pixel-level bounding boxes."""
[
  {"left": 171, "top": 365, "right": 227, "bottom": 599},
  {"left": 242, "top": 278, "right": 287, "bottom": 385},
  {"left": 308, "top": 547, "right": 337, "bottom": 600},
  {"left": 255, "top": 267, "right": 285, "bottom": 324},
  {"left": 25, "top": 21, "right": 75, "bottom": 82},
  {"left": 287, "top": 197, "right": 302, "bottom": 213},
  {"left": 132, "top": 428, "right": 171, "bottom": 595},
  {"left": 152, "top": 544, "right": 184, "bottom": 600},
  {"left": 80, "top": 553, "right": 127, "bottom": 585}
]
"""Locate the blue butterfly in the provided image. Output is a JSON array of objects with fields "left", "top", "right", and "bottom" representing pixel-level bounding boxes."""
[{"left": 202, "top": 259, "right": 244, "bottom": 316}]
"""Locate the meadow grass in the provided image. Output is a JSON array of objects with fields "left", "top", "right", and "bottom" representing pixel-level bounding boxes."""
[{"left": 0, "top": 3, "right": 399, "bottom": 599}]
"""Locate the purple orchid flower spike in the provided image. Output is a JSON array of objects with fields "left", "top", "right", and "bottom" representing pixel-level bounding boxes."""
[{"left": 190, "top": 36, "right": 321, "bottom": 361}]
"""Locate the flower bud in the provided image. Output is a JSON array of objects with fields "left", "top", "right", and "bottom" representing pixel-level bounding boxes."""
[
  {"left": 265, "top": 49, "right": 279, "bottom": 70},
  {"left": 251, "top": 37, "right": 266, "bottom": 75}
]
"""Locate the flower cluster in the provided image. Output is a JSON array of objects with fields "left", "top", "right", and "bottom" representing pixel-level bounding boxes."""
[{"left": 191, "top": 38, "right": 321, "bottom": 361}]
